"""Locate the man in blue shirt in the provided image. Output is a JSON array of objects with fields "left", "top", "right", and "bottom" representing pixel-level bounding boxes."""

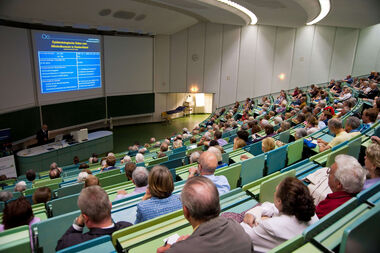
[{"left": 188, "top": 151, "right": 230, "bottom": 195}]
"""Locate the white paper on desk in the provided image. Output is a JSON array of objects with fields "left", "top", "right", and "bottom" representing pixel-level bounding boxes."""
[
  {"left": 163, "top": 233, "right": 180, "bottom": 245},
  {"left": 311, "top": 140, "right": 318, "bottom": 145}
]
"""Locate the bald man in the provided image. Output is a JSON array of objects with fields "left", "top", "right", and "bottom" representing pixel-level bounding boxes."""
[
  {"left": 157, "top": 177, "right": 254, "bottom": 253},
  {"left": 188, "top": 151, "right": 230, "bottom": 195}
]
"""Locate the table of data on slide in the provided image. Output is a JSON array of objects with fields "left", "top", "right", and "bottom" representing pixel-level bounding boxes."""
[{"left": 38, "top": 51, "right": 101, "bottom": 93}]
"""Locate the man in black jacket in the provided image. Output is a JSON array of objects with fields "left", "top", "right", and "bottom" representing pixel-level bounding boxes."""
[
  {"left": 56, "top": 186, "right": 132, "bottom": 251},
  {"left": 36, "top": 124, "right": 49, "bottom": 145}
]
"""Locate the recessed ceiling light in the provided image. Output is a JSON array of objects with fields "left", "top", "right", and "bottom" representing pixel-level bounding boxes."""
[
  {"left": 307, "top": 0, "right": 330, "bottom": 25},
  {"left": 216, "top": 0, "right": 258, "bottom": 25}
]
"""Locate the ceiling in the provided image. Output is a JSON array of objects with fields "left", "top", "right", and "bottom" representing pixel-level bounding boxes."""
[{"left": 0, "top": 0, "right": 379, "bottom": 35}]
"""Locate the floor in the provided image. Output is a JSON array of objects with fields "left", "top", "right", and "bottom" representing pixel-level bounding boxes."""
[{"left": 112, "top": 114, "right": 210, "bottom": 153}]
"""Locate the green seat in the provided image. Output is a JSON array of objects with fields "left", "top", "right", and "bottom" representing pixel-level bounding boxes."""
[
  {"left": 56, "top": 235, "right": 116, "bottom": 253},
  {"left": 0, "top": 225, "right": 31, "bottom": 253},
  {"left": 259, "top": 169, "right": 296, "bottom": 203},
  {"left": 347, "top": 136, "right": 362, "bottom": 160},
  {"left": 95, "top": 169, "right": 121, "bottom": 179},
  {"left": 287, "top": 138, "right": 304, "bottom": 166},
  {"left": 186, "top": 146, "right": 202, "bottom": 155},
  {"left": 268, "top": 234, "right": 305, "bottom": 253},
  {"left": 339, "top": 204, "right": 380, "bottom": 253},
  {"left": 325, "top": 146, "right": 349, "bottom": 167},
  {"left": 266, "top": 146, "right": 287, "bottom": 175},
  {"left": 222, "top": 153, "right": 229, "bottom": 164},
  {"left": 34, "top": 177, "right": 62, "bottom": 188},
  {"left": 147, "top": 156, "right": 168, "bottom": 166},
  {"left": 24, "top": 183, "right": 60, "bottom": 196},
  {"left": 32, "top": 210, "right": 82, "bottom": 253},
  {"left": 242, "top": 172, "right": 281, "bottom": 198},
  {"left": 99, "top": 174, "right": 127, "bottom": 188},
  {"left": 48, "top": 193, "right": 80, "bottom": 217},
  {"left": 215, "top": 163, "right": 241, "bottom": 190},
  {"left": 55, "top": 183, "right": 84, "bottom": 198},
  {"left": 240, "top": 153, "right": 265, "bottom": 186},
  {"left": 278, "top": 130, "right": 290, "bottom": 144}
]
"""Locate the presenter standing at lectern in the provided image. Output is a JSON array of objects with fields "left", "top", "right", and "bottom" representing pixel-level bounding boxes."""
[{"left": 36, "top": 124, "right": 49, "bottom": 145}]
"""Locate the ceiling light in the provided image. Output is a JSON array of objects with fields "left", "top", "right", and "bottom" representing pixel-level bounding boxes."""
[
  {"left": 306, "top": 0, "right": 330, "bottom": 25},
  {"left": 216, "top": 0, "right": 258, "bottom": 25}
]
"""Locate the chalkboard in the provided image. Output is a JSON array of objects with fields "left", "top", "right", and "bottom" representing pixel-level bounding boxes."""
[
  {"left": 0, "top": 107, "right": 41, "bottom": 141},
  {"left": 107, "top": 93, "right": 154, "bottom": 118},
  {"left": 41, "top": 97, "right": 106, "bottom": 130}
]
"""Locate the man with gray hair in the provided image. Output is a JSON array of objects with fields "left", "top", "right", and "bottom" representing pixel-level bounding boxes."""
[
  {"left": 135, "top": 153, "right": 145, "bottom": 164},
  {"left": 115, "top": 167, "right": 149, "bottom": 200},
  {"left": 316, "top": 155, "right": 366, "bottom": 218},
  {"left": 189, "top": 151, "right": 201, "bottom": 164},
  {"left": 188, "top": 151, "right": 230, "bottom": 195},
  {"left": 317, "top": 118, "right": 350, "bottom": 152},
  {"left": 157, "top": 177, "right": 254, "bottom": 253},
  {"left": 56, "top": 186, "right": 132, "bottom": 250},
  {"left": 344, "top": 116, "right": 361, "bottom": 138}
]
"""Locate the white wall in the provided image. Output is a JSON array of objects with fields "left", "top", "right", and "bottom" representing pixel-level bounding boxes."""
[
  {"left": 0, "top": 26, "right": 36, "bottom": 113},
  {"left": 159, "top": 23, "right": 380, "bottom": 108},
  {"left": 352, "top": 24, "right": 380, "bottom": 76}
]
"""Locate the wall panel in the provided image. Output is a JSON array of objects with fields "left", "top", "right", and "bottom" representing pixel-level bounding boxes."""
[
  {"left": 169, "top": 29, "right": 188, "bottom": 92},
  {"left": 186, "top": 23, "right": 205, "bottom": 92},
  {"left": 154, "top": 35, "right": 170, "bottom": 93},
  {"left": 219, "top": 25, "right": 240, "bottom": 106},
  {"left": 329, "top": 28, "right": 359, "bottom": 80},
  {"left": 271, "top": 27, "right": 296, "bottom": 93},
  {"left": 254, "top": 25, "right": 276, "bottom": 97},
  {"left": 309, "top": 26, "right": 335, "bottom": 84},
  {"left": 236, "top": 25, "right": 258, "bottom": 101},
  {"left": 290, "top": 26, "right": 315, "bottom": 88}
]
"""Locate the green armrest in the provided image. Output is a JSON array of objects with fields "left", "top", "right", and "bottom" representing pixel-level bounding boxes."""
[
  {"left": 242, "top": 172, "right": 281, "bottom": 197},
  {"left": 268, "top": 235, "right": 305, "bottom": 253},
  {"left": 0, "top": 225, "right": 31, "bottom": 253}
]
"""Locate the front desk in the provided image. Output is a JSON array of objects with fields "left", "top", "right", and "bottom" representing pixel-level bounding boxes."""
[{"left": 16, "top": 131, "right": 113, "bottom": 175}]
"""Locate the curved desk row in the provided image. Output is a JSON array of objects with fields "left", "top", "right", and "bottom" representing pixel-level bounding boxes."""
[{"left": 16, "top": 131, "right": 113, "bottom": 175}]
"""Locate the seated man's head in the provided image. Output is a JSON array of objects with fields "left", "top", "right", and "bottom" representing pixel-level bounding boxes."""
[
  {"left": 132, "top": 167, "right": 149, "bottom": 187},
  {"left": 207, "top": 147, "right": 222, "bottom": 163},
  {"left": 49, "top": 168, "right": 61, "bottom": 179},
  {"left": 106, "top": 156, "right": 116, "bottom": 167},
  {"left": 33, "top": 187, "right": 52, "bottom": 204},
  {"left": 345, "top": 116, "right": 361, "bottom": 133},
  {"left": 26, "top": 169, "right": 36, "bottom": 182},
  {"left": 327, "top": 118, "right": 343, "bottom": 135},
  {"left": 14, "top": 181, "right": 27, "bottom": 192},
  {"left": 189, "top": 151, "right": 201, "bottom": 164},
  {"left": 84, "top": 175, "right": 100, "bottom": 188},
  {"left": 328, "top": 155, "right": 366, "bottom": 194},
  {"left": 182, "top": 176, "right": 220, "bottom": 224},
  {"left": 135, "top": 153, "right": 144, "bottom": 163},
  {"left": 124, "top": 162, "right": 137, "bottom": 180},
  {"left": 198, "top": 151, "right": 218, "bottom": 175},
  {"left": 362, "top": 108, "right": 378, "bottom": 124},
  {"left": 78, "top": 186, "right": 112, "bottom": 228},
  {"left": 160, "top": 142, "right": 169, "bottom": 152}
]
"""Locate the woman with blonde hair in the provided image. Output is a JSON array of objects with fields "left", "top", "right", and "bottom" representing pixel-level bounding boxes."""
[
  {"left": 233, "top": 137, "right": 247, "bottom": 150},
  {"left": 262, "top": 138, "right": 275, "bottom": 153}
]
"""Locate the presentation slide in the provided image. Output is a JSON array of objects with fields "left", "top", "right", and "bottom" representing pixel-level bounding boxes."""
[{"left": 34, "top": 31, "right": 102, "bottom": 94}]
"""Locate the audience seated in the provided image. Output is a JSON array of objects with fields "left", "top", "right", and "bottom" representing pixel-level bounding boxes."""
[
  {"left": 318, "top": 118, "right": 350, "bottom": 152},
  {"left": 157, "top": 176, "right": 254, "bottom": 253},
  {"left": 207, "top": 147, "right": 227, "bottom": 169},
  {"left": 115, "top": 167, "right": 148, "bottom": 200},
  {"left": 359, "top": 108, "right": 378, "bottom": 132},
  {"left": 315, "top": 155, "right": 366, "bottom": 218},
  {"left": 135, "top": 165, "right": 182, "bottom": 224},
  {"left": 214, "top": 130, "right": 227, "bottom": 146},
  {"left": 26, "top": 169, "right": 36, "bottom": 182},
  {"left": 49, "top": 168, "right": 61, "bottom": 179},
  {"left": 188, "top": 151, "right": 230, "bottom": 195},
  {"left": 56, "top": 186, "right": 132, "bottom": 250},
  {"left": 33, "top": 187, "right": 51, "bottom": 204},
  {"left": 102, "top": 155, "right": 117, "bottom": 171},
  {"left": 124, "top": 162, "right": 137, "bottom": 181},
  {"left": 262, "top": 137, "right": 275, "bottom": 153},
  {"left": 84, "top": 175, "right": 100, "bottom": 188},
  {"left": 240, "top": 177, "right": 318, "bottom": 252},
  {"left": 363, "top": 143, "right": 380, "bottom": 190},
  {"left": 189, "top": 151, "right": 201, "bottom": 164},
  {"left": 344, "top": 116, "right": 361, "bottom": 138},
  {"left": 0, "top": 191, "right": 13, "bottom": 202},
  {"left": 77, "top": 172, "right": 89, "bottom": 182},
  {"left": 135, "top": 153, "right": 145, "bottom": 164},
  {"left": 14, "top": 181, "right": 27, "bottom": 192}
]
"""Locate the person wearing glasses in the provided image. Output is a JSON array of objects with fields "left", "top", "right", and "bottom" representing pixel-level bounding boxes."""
[{"left": 315, "top": 155, "right": 366, "bottom": 219}]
